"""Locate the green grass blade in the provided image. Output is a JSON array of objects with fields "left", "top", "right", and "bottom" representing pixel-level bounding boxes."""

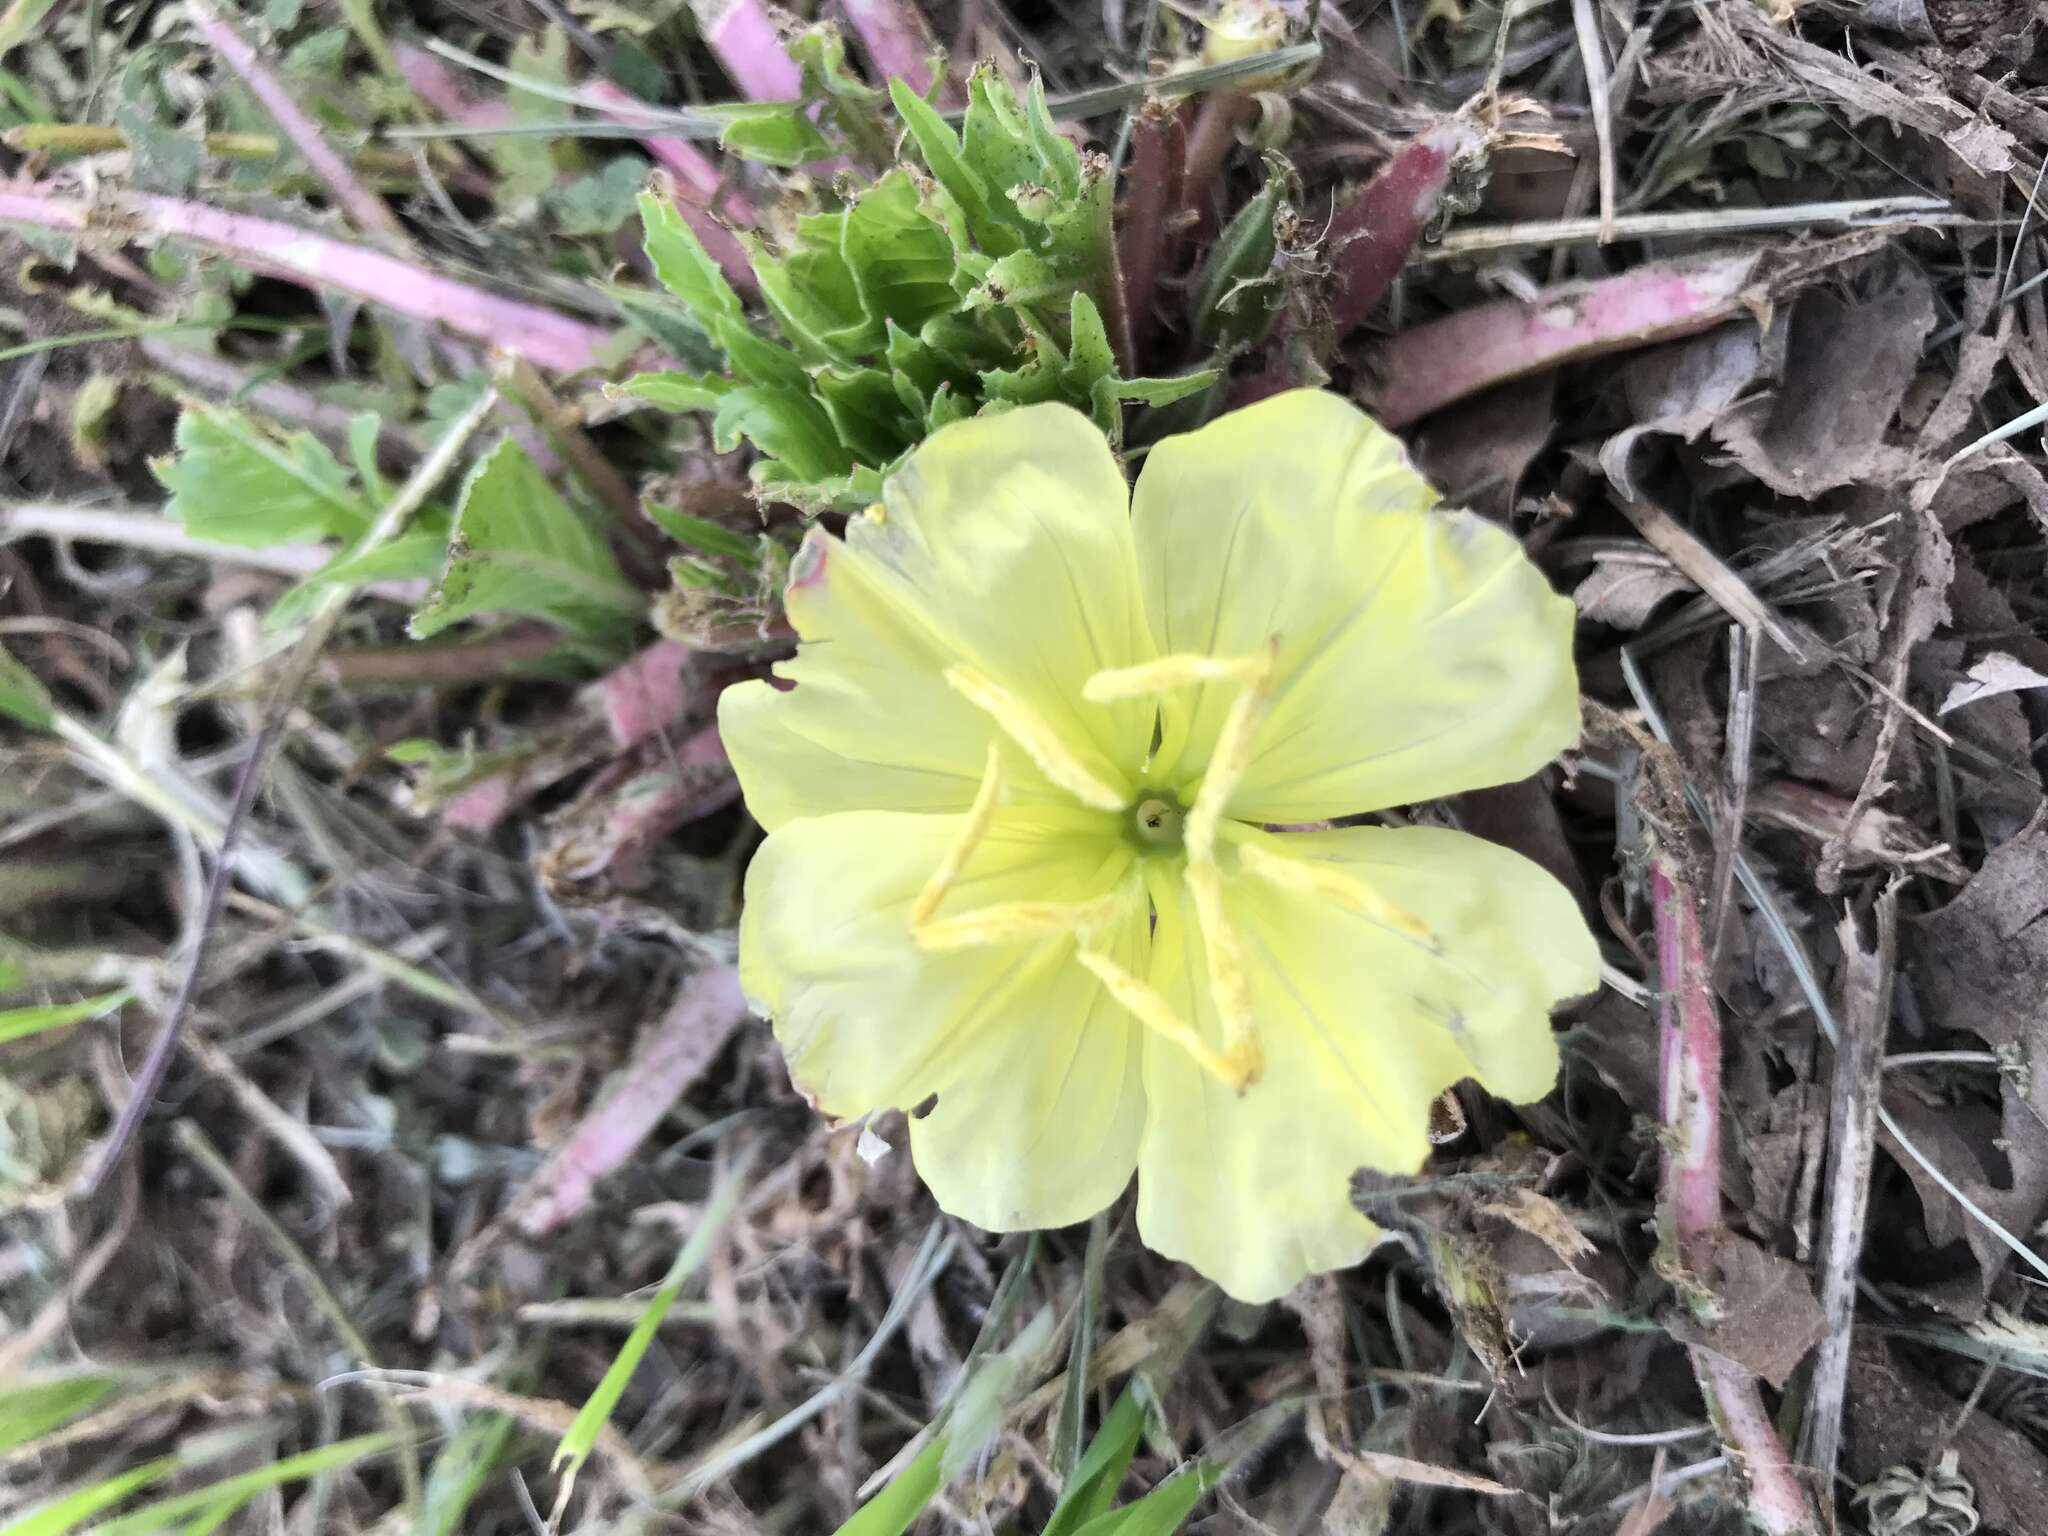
[
  {"left": 1041, "top": 1386, "right": 1147, "bottom": 1536},
  {"left": 830, "top": 1430, "right": 948, "bottom": 1536},
  {"left": 0, "top": 990, "right": 132, "bottom": 1045},
  {"left": 1051, "top": 1211, "right": 1108, "bottom": 1485},
  {"left": 553, "top": 1152, "right": 753, "bottom": 1481},
  {"left": 1064, "top": 1464, "right": 1221, "bottom": 1536},
  {"left": 417, "top": 1411, "right": 517, "bottom": 1536},
  {"left": 0, "top": 1374, "right": 119, "bottom": 1453},
  {"left": 90, "top": 1432, "right": 397, "bottom": 1535},
  {"left": 0, "top": 1457, "right": 176, "bottom": 1536}
]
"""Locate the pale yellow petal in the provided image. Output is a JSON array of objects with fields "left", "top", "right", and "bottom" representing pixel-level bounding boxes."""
[
  {"left": 1129, "top": 390, "right": 1579, "bottom": 823},
  {"left": 739, "top": 806, "right": 1144, "bottom": 1230},
  {"left": 720, "top": 402, "right": 1150, "bottom": 832},
  {"left": 1132, "top": 824, "right": 1594, "bottom": 1303}
]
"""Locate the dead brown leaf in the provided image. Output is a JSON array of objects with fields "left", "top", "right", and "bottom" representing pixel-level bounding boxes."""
[{"left": 1666, "top": 1229, "right": 1825, "bottom": 1389}]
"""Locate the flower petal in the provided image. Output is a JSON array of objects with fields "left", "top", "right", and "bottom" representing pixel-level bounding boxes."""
[
  {"left": 1133, "top": 823, "right": 1593, "bottom": 1302},
  {"left": 741, "top": 805, "right": 1145, "bottom": 1230},
  {"left": 1129, "top": 390, "right": 1579, "bottom": 823},
  {"left": 721, "top": 403, "right": 1150, "bottom": 832}
]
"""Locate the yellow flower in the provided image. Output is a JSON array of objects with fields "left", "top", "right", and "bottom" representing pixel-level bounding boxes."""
[{"left": 720, "top": 390, "right": 1599, "bottom": 1303}]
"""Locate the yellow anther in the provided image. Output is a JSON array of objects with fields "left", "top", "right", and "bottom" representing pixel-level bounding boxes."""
[
  {"left": 1082, "top": 652, "right": 1270, "bottom": 702},
  {"left": 1076, "top": 948, "right": 1258, "bottom": 1093},
  {"left": 944, "top": 664, "right": 1126, "bottom": 812},
  {"left": 1237, "top": 839, "right": 1436, "bottom": 944},
  {"left": 914, "top": 891, "right": 1128, "bottom": 952},
  {"left": 1182, "top": 858, "right": 1263, "bottom": 1083},
  {"left": 1184, "top": 639, "right": 1278, "bottom": 862},
  {"left": 909, "top": 742, "right": 1004, "bottom": 930},
  {"left": 864, "top": 501, "right": 887, "bottom": 525}
]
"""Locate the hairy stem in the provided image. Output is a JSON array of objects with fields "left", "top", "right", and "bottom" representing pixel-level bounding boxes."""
[{"left": 1326, "top": 122, "right": 1483, "bottom": 337}]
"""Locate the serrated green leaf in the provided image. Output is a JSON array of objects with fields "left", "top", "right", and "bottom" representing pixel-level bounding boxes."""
[
  {"left": 267, "top": 525, "right": 450, "bottom": 630},
  {"left": 0, "top": 989, "right": 132, "bottom": 1046},
  {"left": 971, "top": 249, "right": 1065, "bottom": 311},
  {"left": 927, "top": 386, "right": 971, "bottom": 430},
  {"left": 552, "top": 154, "right": 650, "bottom": 235},
  {"left": 712, "top": 386, "right": 854, "bottom": 482},
  {"left": 714, "top": 315, "right": 812, "bottom": 390},
  {"left": 720, "top": 101, "right": 833, "bottom": 167},
  {"left": 889, "top": 76, "right": 1014, "bottom": 257},
  {"left": 156, "top": 404, "right": 374, "bottom": 547},
  {"left": 620, "top": 370, "right": 737, "bottom": 412},
  {"left": 815, "top": 365, "right": 918, "bottom": 466},
  {"left": 640, "top": 192, "right": 745, "bottom": 330},
  {"left": 747, "top": 221, "right": 874, "bottom": 362},
  {"left": 410, "top": 440, "right": 641, "bottom": 647},
  {"left": 0, "top": 642, "right": 54, "bottom": 729}
]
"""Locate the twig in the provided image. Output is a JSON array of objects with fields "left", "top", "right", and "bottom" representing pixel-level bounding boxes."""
[
  {"left": 494, "top": 355, "right": 658, "bottom": 564},
  {"left": 174, "top": 1120, "right": 423, "bottom": 1511},
  {"left": 0, "top": 185, "right": 612, "bottom": 374},
  {"left": 85, "top": 387, "right": 500, "bottom": 1197},
  {"left": 1568, "top": 0, "right": 1615, "bottom": 243},
  {"left": 1799, "top": 888, "right": 1895, "bottom": 1479},
  {"left": 1416, "top": 196, "right": 1955, "bottom": 262},
  {"left": 185, "top": 0, "right": 412, "bottom": 253},
  {"left": 1650, "top": 858, "right": 1821, "bottom": 1536},
  {"left": 1609, "top": 492, "right": 1806, "bottom": 661},
  {"left": 138, "top": 340, "right": 425, "bottom": 465},
  {"left": 1, "top": 500, "right": 382, "bottom": 581},
  {"left": 1368, "top": 253, "right": 1761, "bottom": 426}
]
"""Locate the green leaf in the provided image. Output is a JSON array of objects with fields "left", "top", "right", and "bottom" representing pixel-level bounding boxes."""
[
  {"left": 554, "top": 1153, "right": 753, "bottom": 1481},
  {"left": 830, "top": 1433, "right": 947, "bottom": 1536},
  {"left": 619, "top": 370, "right": 737, "bottom": 412},
  {"left": 639, "top": 192, "right": 745, "bottom": 330},
  {"left": 410, "top": 440, "right": 642, "bottom": 647},
  {"left": 711, "top": 386, "right": 854, "bottom": 483},
  {"left": 1065, "top": 1464, "right": 1221, "bottom": 1536},
  {"left": 266, "top": 525, "right": 451, "bottom": 630},
  {"left": 719, "top": 101, "right": 832, "bottom": 167},
  {"left": 0, "top": 643, "right": 54, "bottom": 729},
  {"left": 155, "top": 404, "right": 373, "bottom": 548},
  {"left": 642, "top": 506, "right": 755, "bottom": 561},
  {"left": 91, "top": 1433, "right": 398, "bottom": 1536},
  {"left": 748, "top": 219, "right": 874, "bottom": 362},
  {"left": 1052, "top": 1210, "right": 1110, "bottom": 1484},
  {"left": 815, "top": 365, "right": 918, "bottom": 467},
  {"left": 1041, "top": 1387, "right": 1148, "bottom": 1536},
  {"left": 4, "top": 1455, "right": 176, "bottom": 1536},
  {"left": 0, "top": 1375, "right": 119, "bottom": 1455},
  {"left": 552, "top": 154, "right": 651, "bottom": 235},
  {"left": 0, "top": 990, "right": 131, "bottom": 1046},
  {"left": 1191, "top": 166, "right": 1287, "bottom": 353},
  {"left": 888, "top": 76, "right": 1012, "bottom": 257},
  {"left": 417, "top": 1412, "right": 517, "bottom": 1536},
  {"left": 840, "top": 171, "right": 961, "bottom": 337}
]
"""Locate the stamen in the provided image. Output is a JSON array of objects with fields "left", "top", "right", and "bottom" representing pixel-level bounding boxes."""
[
  {"left": 914, "top": 891, "right": 1128, "bottom": 952},
  {"left": 944, "top": 664, "right": 1126, "bottom": 812},
  {"left": 1182, "top": 859, "right": 1263, "bottom": 1084},
  {"left": 1236, "top": 839, "right": 1437, "bottom": 943},
  {"left": 1184, "top": 640, "right": 1277, "bottom": 862},
  {"left": 1083, "top": 652, "right": 1269, "bottom": 702},
  {"left": 908, "top": 742, "right": 1004, "bottom": 930},
  {"left": 1076, "top": 948, "right": 1257, "bottom": 1093}
]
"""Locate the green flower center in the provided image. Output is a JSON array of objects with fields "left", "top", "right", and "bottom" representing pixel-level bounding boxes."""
[{"left": 1129, "top": 792, "right": 1185, "bottom": 852}]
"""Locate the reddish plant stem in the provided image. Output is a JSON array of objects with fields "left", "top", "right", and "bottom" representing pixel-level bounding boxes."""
[
  {"left": 187, "top": 0, "right": 413, "bottom": 252},
  {"left": 0, "top": 185, "right": 613, "bottom": 374},
  {"left": 580, "top": 80, "right": 757, "bottom": 224},
  {"left": 1177, "top": 93, "right": 1250, "bottom": 245},
  {"left": 691, "top": 0, "right": 804, "bottom": 102},
  {"left": 835, "top": 0, "right": 949, "bottom": 100},
  {"left": 515, "top": 959, "right": 750, "bottom": 1236},
  {"left": 1118, "top": 101, "right": 1187, "bottom": 370},
  {"left": 1366, "top": 252, "right": 1761, "bottom": 427},
  {"left": 393, "top": 41, "right": 517, "bottom": 129},
  {"left": 1652, "top": 860, "right": 1822, "bottom": 1536},
  {"left": 1326, "top": 122, "right": 1481, "bottom": 336}
]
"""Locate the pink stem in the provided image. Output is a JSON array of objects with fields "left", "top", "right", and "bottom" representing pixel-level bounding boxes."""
[
  {"left": 593, "top": 638, "right": 699, "bottom": 750},
  {"left": 187, "top": 0, "right": 411, "bottom": 251},
  {"left": 835, "top": 0, "right": 946, "bottom": 99},
  {"left": 1367, "top": 252, "right": 1760, "bottom": 427},
  {"left": 1326, "top": 122, "right": 1482, "bottom": 337},
  {"left": 1651, "top": 860, "right": 1822, "bottom": 1536},
  {"left": 1652, "top": 861, "right": 1722, "bottom": 1251},
  {"left": 393, "top": 41, "right": 518, "bottom": 128},
  {"left": 0, "top": 185, "right": 612, "bottom": 374},
  {"left": 516, "top": 961, "right": 750, "bottom": 1236},
  {"left": 692, "top": 0, "right": 804, "bottom": 102}
]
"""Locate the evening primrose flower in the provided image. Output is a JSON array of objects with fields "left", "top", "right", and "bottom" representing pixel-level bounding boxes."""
[{"left": 720, "top": 390, "right": 1599, "bottom": 1303}]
